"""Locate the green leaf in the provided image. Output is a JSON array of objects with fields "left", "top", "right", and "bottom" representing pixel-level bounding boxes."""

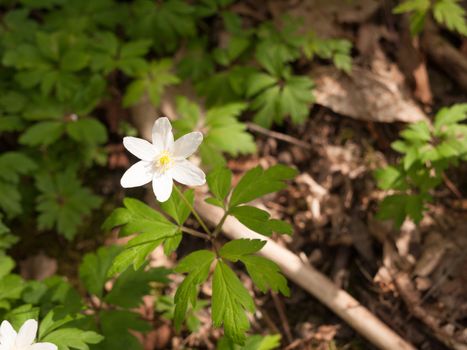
[
  {"left": 120, "top": 39, "right": 152, "bottom": 59},
  {"left": 123, "top": 59, "right": 180, "bottom": 107},
  {"left": 163, "top": 231, "right": 183, "bottom": 255},
  {"left": 42, "top": 328, "right": 103, "bottom": 350},
  {"left": 205, "top": 197, "right": 225, "bottom": 208},
  {"left": 219, "top": 239, "right": 266, "bottom": 262},
  {"left": 174, "top": 250, "right": 215, "bottom": 330},
  {"left": 19, "top": 121, "right": 65, "bottom": 146},
  {"left": 434, "top": 103, "right": 467, "bottom": 130},
  {"left": 174, "top": 98, "right": 255, "bottom": 166},
  {"left": 204, "top": 102, "right": 256, "bottom": 163},
  {"left": 79, "top": 245, "right": 122, "bottom": 298},
  {"left": 4, "top": 305, "right": 39, "bottom": 329},
  {"left": 374, "top": 165, "right": 407, "bottom": 191},
  {"left": 60, "top": 50, "right": 89, "bottom": 72},
  {"left": 177, "top": 39, "right": 215, "bottom": 81},
  {"left": 302, "top": 34, "right": 352, "bottom": 73},
  {"left": 128, "top": 0, "right": 196, "bottom": 54},
  {"left": 248, "top": 72, "right": 314, "bottom": 127},
  {"left": 98, "top": 310, "right": 150, "bottom": 350},
  {"left": 255, "top": 18, "right": 304, "bottom": 71},
  {"left": 35, "top": 169, "right": 102, "bottom": 239},
  {"left": 0, "top": 255, "right": 15, "bottom": 279},
  {"left": 433, "top": 0, "right": 467, "bottom": 35},
  {"left": 105, "top": 197, "right": 179, "bottom": 274},
  {"left": 108, "top": 232, "right": 175, "bottom": 276},
  {"left": 101, "top": 208, "right": 132, "bottom": 231},
  {"left": 401, "top": 121, "right": 431, "bottom": 143},
  {"left": 0, "top": 152, "right": 37, "bottom": 218},
  {"left": 207, "top": 167, "right": 232, "bottom": 203},
  {"left": 229, "top": 206, "right": 273, "bottom": 236},
  {"left": 377, "top": 194, "right": 429, "bottom": 228},
  {"left": 230, "top": 165, "right": 297, "bottom": 208},
  {"left": 66, "top": 118, "right": 108, "bottom": 145},
  {"left": 240, "top": 255, "right": 289, "bottom": 296},
  {"left": 212, "top": 261, "right": 255, "bottom": 344},
  {"left": 0, "top": 152, "right": 37, "bottom": 183},
  {"left": 160, "top": 188, "right": 194, "bottom": 225},
  {"left": 105, "top": 266, "right": 170, "bottom": 308},
  {"left": 218, "top": 334, "right": 281, "bottom": 350},
  {"left": 0, "top": 274, "right": 24, "bottom": 307},
  {"left": 267, "top": 219, "right": 293, "bottom": 235},
  {"left": 38, "top": 309, "right": 75, "bottom": 340}
]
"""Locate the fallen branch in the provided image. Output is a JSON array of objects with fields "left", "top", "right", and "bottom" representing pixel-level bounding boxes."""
[
  {"left": 422, "top": 20, "right": 467, "bottom": 93},
  {"left": 195, "top": 198, "right": 416, "bottom": 350}
]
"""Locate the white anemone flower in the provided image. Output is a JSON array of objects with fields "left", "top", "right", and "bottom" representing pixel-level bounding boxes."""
[
  {"left": 120, "top": 117, "right": 206, "bottom": 202},
  {"left": 0, "top": 319, "right": 57, "bottom": 350}
]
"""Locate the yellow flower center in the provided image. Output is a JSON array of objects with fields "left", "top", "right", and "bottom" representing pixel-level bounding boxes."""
[
  {"left": 154, "top": 151, "right": 173, "bottom": 173},
  {"left": 159, "top": 154, "right": 171, "bottom": 166}
]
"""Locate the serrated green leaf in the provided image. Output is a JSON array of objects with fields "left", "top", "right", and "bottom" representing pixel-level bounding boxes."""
[
  {"left": 207, "top": 167, "right": 232, "bottom": 203},
  {"left": 19, "top": 121, "right": 65, "bottom": 146},
  {"left": 105, "top": 266, "right": 170, "bottom": 308},
  {"left": 60, "top": 50, "right": 89, "bottom": 72},
  {"left": 174, "top": 250, "right": 215, "bottom": 330},
  {"left": 220, "top": 239, "right": 266, "bottom": 262},
  {"left": 434, "top": 103, "right": 467, "bottom": 130},
  {"left": 0, "top": 274, "right": 24, "bottom": 305},
  {"left": 35, "top": 169, "right": 102, "bottom": 239},
  {"left": 98, "top": 310, "right": 150, "bottom": 350},
  {"left": 123, "top": 59, "right": 180, "bottom": 107},
  {"left": 229, "top": 165, "right": 297, "bottom": 208},
  {"left": 79, "top": 245, "right": 122, "bottom": 298},
  {"left": 218, "top": 334, "right": 281, "bottom": 350},
  {"left": 374, "top": 165, "right": 407, "bottom": 190},
  {"left": 377, "top": 194, "right": 429, "bottom": 228},
  {"left": 229, "top": 206, "right": 274, "bottom": 236},
  {"left": 0, "top": 255, "right": 15, "bottom": 279},
  {"left": 128, "top": 0, "right": 196, "bottom": 54},
  {"left": 108, "top": 230, "right": 176, "bottom": 276},
  {"left": 101, "top": 208, "right": 132, "bottom": 231},
  {"left": 212, "top": 261, "right": 255, "bottom": 344},
  {"left": 240, "top": 255, "right": 289, "bottom": 296},
  {"left": 160, "top": 188, "right": 194, "bottom": 225},
  {"left": 401, "top": 121, "right": 431, "bottom": 143},
  {"left": 66, "top": 118, "right": 107, "bottom": 145},
  {"left": 248, "top": 73, "right": 314, "bottom": 127},
  {"left": 205, "top": 197, "right": 225, "bottom": 208},
  {"left": 433, "top": 0, "right": 467, "bottom": 35},
  {"left": 42, "top": 328, "right": 103, "bottom": 350},
  {"left": 4, "top": 305, "right": 39, "bottom": 329}
]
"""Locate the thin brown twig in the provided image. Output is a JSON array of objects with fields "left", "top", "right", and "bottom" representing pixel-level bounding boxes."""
[
  {"left": 246, "top": 122, "right": 312, "bottom": 150},
  {"left": 271, "top": 292, "right": 294, "bottom": 344},
  {"left": 442, "top": 173, "right": 462, "bottom": 199}
]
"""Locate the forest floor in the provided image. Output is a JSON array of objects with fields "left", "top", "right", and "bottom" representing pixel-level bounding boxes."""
[{"left": 13, "top": 0, "right": 467, "bottom": 349}]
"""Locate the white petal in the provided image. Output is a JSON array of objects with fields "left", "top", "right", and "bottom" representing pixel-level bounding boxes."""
[
  {"left": 123, "top": 137, "right": 157, "bottom": 161},
  {"left": 15, "top": 319, "right": 37, "bottom": 347},
  {"left": 0, "top": 320, "right": 17, "bottom": 347},
  {"left": 152, "top": 117, "right": 174, "bottom": 153},
  {"left": 30, "top": 342, "right": 58, "bottom": 350},
  {"left": 152, "top": 173, "right": 173, "bottom": 202},
  {"left": 171, "top": 159, "right": 206, "bottom": 186},
  {"left": 120, "top": 161, "right": 153, "bottom": 188},
  {"left": 173, "top": 132, "right": 203, "bottom": 158}
]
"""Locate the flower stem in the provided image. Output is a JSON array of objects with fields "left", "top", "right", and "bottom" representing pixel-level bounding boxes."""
[
  {"left": 212, "top": 211, "right": 228, "bottom": 238},
  {"left": 173, "top": 185, "right": 213, "bottom": 236}
]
